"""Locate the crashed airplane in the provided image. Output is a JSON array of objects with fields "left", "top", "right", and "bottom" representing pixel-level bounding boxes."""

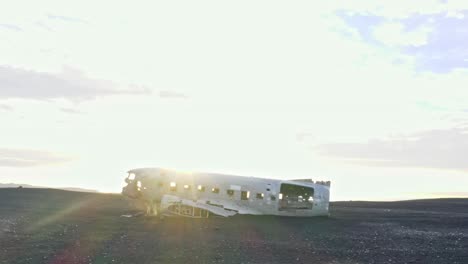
[{"left": 122, "top": 168, "right": 331, "bottom": 217}]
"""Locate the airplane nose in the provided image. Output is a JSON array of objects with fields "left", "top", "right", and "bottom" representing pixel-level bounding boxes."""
[{"left": 122, "top": 185, "right": 130, "bottom": 196}]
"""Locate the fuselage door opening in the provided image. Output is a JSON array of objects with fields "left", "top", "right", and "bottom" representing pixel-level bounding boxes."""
[{"left": 278, "top": 183, "right": 314, "bottom": 211}]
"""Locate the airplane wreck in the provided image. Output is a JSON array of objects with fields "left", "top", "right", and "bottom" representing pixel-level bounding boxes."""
[{"left": 122, "top": 168, "right": 331, "bottom": 217}]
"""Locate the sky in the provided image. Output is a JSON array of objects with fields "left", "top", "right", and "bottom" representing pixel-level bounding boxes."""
[{"left": 1, "top": 0, "right": 468, "bottom": 201}]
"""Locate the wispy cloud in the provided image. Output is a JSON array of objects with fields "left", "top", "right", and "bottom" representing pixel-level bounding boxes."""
[
  {"left": 59, "top": 107, "right": 82, "bottom": 114},
  {"left": 313, "top": 128, "right": 468, "bottom": 171},
  {"left": 0, "top": 148, "right": 73, "bottom": 167},
  {"left": 47, "top": 14, "right": 87, "bottom": 24},
  {"left": 337, "top": 9, "right": 468, "bottom": 73},
  {"left": 296, "top": 132, "right": 315, "bottom": 142},
  {"left": 0, "top": 23, "right": 22, "bottom": 31},
  {"left": 0, "top": 104, "right": 12, "bottom": 111},
  {"left": 158, "top": 90, "right": 188, "bottom": 99},
  {"left": 403, "top": 11, "right": 468, "bottom": 73},
  {"left": 0, "top": 66, "right": 151, "bottom": 101},
  {"left": 35, "top": 21, "right": 54, "bottom": 32}
]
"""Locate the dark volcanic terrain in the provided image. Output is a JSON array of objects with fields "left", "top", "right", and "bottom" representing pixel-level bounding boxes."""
[{"left": 0, "top": 189, "right": 467, "bottom": 264}]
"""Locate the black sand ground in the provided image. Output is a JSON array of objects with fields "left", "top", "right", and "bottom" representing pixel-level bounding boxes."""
[{"left": 0, "top": 188, "right": 467, "bottom": 264}]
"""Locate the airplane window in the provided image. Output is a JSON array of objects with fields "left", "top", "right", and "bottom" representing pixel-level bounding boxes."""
[
  {"left": 137, "top": 181, "right": 142, "bottom": 191},
  {"left": 170, "top": 182, "right": 177, "bottom": 191},
  {"left": 212, "top": 187, "right": 220, "bottom": 194},
  {"left": 227, "top": 189, "right": 234, "bottom": 196},
  {"left": 197, "top": 185, "right": 205, "bottom": 192},
  {"left": 241, "top": 191, "right": 249, "bottom": 200},
  {"left": 183, "top": 184, "right": 190, "bottom": 190},
  {"left": 256, "top": 193, "right": 264, "bottom": 199}
]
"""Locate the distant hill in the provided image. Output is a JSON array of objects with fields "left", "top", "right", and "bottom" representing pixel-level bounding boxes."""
[{"left": 0, "top": 183, "right": 98, "bottom": 193}]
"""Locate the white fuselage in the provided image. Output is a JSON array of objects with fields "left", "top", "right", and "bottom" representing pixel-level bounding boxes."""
[{"left": 122, "top": 168, "right": 330, "bottom": 217}]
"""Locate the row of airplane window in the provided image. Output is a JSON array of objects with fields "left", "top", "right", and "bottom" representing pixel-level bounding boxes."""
[{"left": 167, "top": 181, "right": 275, "bottom": 201}]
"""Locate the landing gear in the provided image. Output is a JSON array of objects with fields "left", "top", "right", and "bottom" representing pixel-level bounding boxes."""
[{"left": 145, "top": 200, "right": 160, "bottom": 216}]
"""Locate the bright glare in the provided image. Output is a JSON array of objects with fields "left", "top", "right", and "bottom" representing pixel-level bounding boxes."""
[{"left": 1, "top": 0, "right": 468, "bottom": 201}]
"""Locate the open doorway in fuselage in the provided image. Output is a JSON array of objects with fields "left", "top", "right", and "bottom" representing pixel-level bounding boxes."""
[{"left": 278, "top": 183, "right": 314, "bottom": 211}]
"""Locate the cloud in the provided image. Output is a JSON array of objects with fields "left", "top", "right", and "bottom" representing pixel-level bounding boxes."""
[
  {"left": 47, "top": 14, "right": 87, "bottom": 24},
  {"left": 332, "top": 1, "right": 466, "bottom": 20},
  {"left": 373, "top": 22, "right": 432, "bottom": 47},
  {"left": 0, "top": 148, "right": 73, "bottom": 167},
  {"left": 296, "top": 132, "right": 315, "bottom": 142},
  {"left": 403, "top": 11, "right": 468, "bottom": 72},
  {"left": 337, "top": 10, "right": 468, "bottom": 73},
  {"left": 59, "top": 107, "right": 82, "bottom": 114},
  {"left": 335, "top": 11, "right": 384, "bottom": 44},
  {"left": 313, "top": 128, "right": 468, "bottom": 171},
  {"left": 0, "top": 104, "right": 12, "bottom": 111},
  {"left": 0, "top": 65, "right": 151, "bottom": 101},
  {"left": 158, "top": 90, "right": 188, "bottom": 99},
  {"left": 35, "top": 21, "right": 54, "bottom": 32},
  {"left": 0, "top": 23, "right": 22, "bottom": 31}
]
